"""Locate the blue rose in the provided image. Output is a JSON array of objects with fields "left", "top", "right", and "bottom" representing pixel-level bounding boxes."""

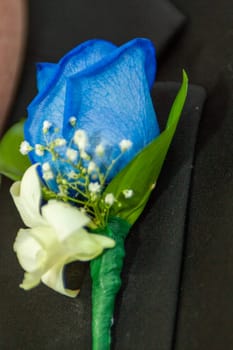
[{"left": 25, "top": 38, "right": 160, "bottom": 192}]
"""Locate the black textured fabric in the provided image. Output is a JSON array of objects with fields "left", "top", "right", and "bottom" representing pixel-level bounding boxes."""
[
  {"left": 27, "top": 0, "right": 185, "bottom": 57},
  {"left": 158, "top": 1, "right": 233, "bottom": 349}
]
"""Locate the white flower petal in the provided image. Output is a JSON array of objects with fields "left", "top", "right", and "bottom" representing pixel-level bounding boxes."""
[
  {"left": 41, "top": 231, "right": 115, "bottom": 297},
  {"left": 14, "top": 228, "right": 47, "bottom": 273},
  {"left": 10, "top": 164, "right": 46, "bottom": 227},
  {"left": 41, "top": 200, "right": 90, "bottom": 240},
  {"left": 41, "top": 263, "right": 79, "bottom": 298},
  {"left": 20, "top": 271, "right": 41, "bottom": 290},
  {"left": 65, "top": 229, "right": 115, "bottom": 261},
  {"left": 90, "top": 233, "right": 116, "bottom": 249}
]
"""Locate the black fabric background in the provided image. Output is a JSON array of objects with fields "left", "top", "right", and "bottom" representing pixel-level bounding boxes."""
[
  {"left": 0, "top": 0, "right": 232, "bottom": 349},
  {"left": 158, "top": 1, "right": 233, "bottom": 349}
]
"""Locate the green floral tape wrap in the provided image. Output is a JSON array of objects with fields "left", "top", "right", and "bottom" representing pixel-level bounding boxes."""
[{"left": 91, "top": 216, "right": 131, "bottom": 350}]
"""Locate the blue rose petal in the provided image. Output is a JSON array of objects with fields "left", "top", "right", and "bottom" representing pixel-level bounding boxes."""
[
  {"left": 26, "top": 39, "right": 117, "bottom": 152},
  {"left": 64, "top": 38, "right": 159, "bottom": 178},
  {"left": 36, "top": 63, "right": 57, "bottom": 92},
  {"left": 25, "top": 38, "right": 160, "bottom": 191}
]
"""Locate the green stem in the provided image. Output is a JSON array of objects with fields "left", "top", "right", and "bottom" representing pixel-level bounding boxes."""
[{"left": 90, "top": 217, "right": 131, "bottom": 350}]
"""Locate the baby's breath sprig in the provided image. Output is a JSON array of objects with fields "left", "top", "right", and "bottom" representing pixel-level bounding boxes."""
[{"left": 20, "top": 122, "right": 134, "bottom": 227}]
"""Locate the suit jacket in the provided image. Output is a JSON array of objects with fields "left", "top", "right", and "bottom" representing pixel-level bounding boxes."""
[{"left": 0, "top": 0, "right": 232, "bottom": 349}]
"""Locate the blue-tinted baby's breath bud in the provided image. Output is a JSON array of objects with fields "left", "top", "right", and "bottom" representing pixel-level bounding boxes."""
[
  {"left": 88, "top": 161, "right": 96, "bottom": 174},
  {"left": 69, "top": 116, "right": 77, "bottom": 127},
  {"left": 67, "top": 170, "right": 77, "bottom": 179},
  {"left": 119, "top": 139, "right": 132, "bottom": 152},
  {"left": 42, "top": 120, "right": 52, "bottom": 134},
  {"left": 35, "top": 144, "right": 45, "bottom": 156},
  {"left": 66, "top": 148, "right": 78, "bottom": 162},
  {"left": 95, "top": 144, "right": 105, "bottom": 157},
  {"left": 73, "top": 129, "right": 88, "bottom": 150},
  {"left": 42, "top": 162, "right": 51, "bottom": 172},
  {"left": 53, "top": 138, "right": 67, "bottom": 147},
  {"left": 42, "top": 171, "right": 54, "bottom": 181},
  {"left": 80, "top": 150, "right": 90, "bottom": 160},
  {"left": 42, "top": 162, "right": 54, "bottom": 180}
]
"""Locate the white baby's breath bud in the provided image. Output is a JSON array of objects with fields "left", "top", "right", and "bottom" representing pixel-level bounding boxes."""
[
  {"left": 66, "top": 148, "right": 78, "bottom": 162},
  {"left": 88, "top": 161, "right": 96, "bottom": 173},
  {"left": 105, "top": 193, "right": 115, "bottom": 206},
  {"left": 151, "top": 183, "right": 156, "bottom": 190},
  {"left": 80, "top": 150, "right": 90, "bottom": 160},
  {"left": 35, "top": 144, "right": 45, "bottom": 156},
  {"left": 123, "top": 189, "right": 134, "bottom": 198},
  {"left": 42, "top": 162, "right": 51, "bottom": 172},
  {"left": 42, "top": 120, "right": 52, "bottom": 133},
  {"left": 53, "top": 138, "right": 67, "bottom": 147},
  {"left": 119, "top": 139, "right": 132, "bottom": 152},
  {"left": 42, "top": 163, "right": 54, "bottom": 180},
  {"left": 67, "top": 170, "right": 77, "bottom": 179},
  {"left": 58, "top": 185, "right": 68, "bottom": 196},
  {"left": 19, "top": 141, "right": 32, "bottom": 155},
  {"left": 88, "top": 182, "right": 101, "bottom": 193},
  {"left": 69, "top": 116, "right": 77, "bottom": 126},
  {"left": 95, "top": 144, "right": 105, "bottom": 156},
  {"left": 42, "top": 171, "right": 54, "bottom": 181},
  {"left": 73, "top": 129, "right": 88, "bottom": 150}
]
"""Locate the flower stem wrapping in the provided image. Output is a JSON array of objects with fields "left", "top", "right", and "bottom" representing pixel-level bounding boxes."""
[{"left": 90, "top": 217, "right": 131, "bottom": 350}]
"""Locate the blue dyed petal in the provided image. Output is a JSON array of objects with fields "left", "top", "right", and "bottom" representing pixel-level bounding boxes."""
[
  {"left": 25, "top": 38, "right": 159, "bottom": 191},
  {"left": 36, "top": 63, "right": 57, "bottom": 91},
  {"left": 64, "top": 38, "right": 159, "bottom": 178},
  {"left": 25, "top": 39, "right": 117, "bottom": 165}
]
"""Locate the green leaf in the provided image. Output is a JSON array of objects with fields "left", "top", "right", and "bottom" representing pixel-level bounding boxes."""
[
  {"left": 0, "top": 119, "right": 31, "bottom": 180},
  {"left": 104, "top": 70, "right": 188, "bottom": 225}
]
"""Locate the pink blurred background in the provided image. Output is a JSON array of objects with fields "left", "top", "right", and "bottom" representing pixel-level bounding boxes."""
[{"left": 0, "top": 0, "right": 26, "bottom": 134}]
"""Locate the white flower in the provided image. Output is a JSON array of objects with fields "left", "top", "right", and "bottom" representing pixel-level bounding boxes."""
[
  {"left": 88, "top": 161, "right": 96, "bottom": 174},
  {"left": 42, "top": 162, "right": 54, "bottom": 181},
  {"left": 35, "top": 144, "right": 44, "bottom": 156},
  {"left": 95, "top": 144, "right": 105, "bottom": 156},
  {"left": 88, "top": 182, "right": 101, "bottom": 193},
  {"left": 119, "top": 139, "right": 132, "bottom": 152},
  {"left": 58, "top": 185, "right": 68, "bottom": 196},
  {"left": 42, "top": 162, "right": 51, "bottom": 172},
  {"left": 53, "top": 138, "right": 67, "bottom": 147},
  {"left": 69, "top": 116, "right": 77, "bottom": 126},
  {"left": 20, "top": 141, "right": 32, "bottom": 155},
  {"left": 10, "top": 165, "right": 115, "bottom": 297},
  {"left": 66, "top": 148, "right": 78, "bottom": 162},
  {"left": 42, "top": 171, "right": 54, "bottom": 181},
  {"left": 123, "top": 189, "right": 134, "bottom": 198},
  {"left": 80, "top": 150, "right": 90, "bottom": 160},
  {"left": 73, "top": 129, "right": 88, "bottom": 150},
  {"left": 105, "top": 193, "right": 115, "bottom": 206},
  {"left": 42, "top": 120, "right": 52, "bottom": 133},
  {"left": 67, "top": 170, "right": 77, "bottom": 179}
]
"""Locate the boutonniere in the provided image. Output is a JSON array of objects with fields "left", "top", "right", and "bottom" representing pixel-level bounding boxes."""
[{"left": 0, "top": 38, "right": 188, "bottom": 349}]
